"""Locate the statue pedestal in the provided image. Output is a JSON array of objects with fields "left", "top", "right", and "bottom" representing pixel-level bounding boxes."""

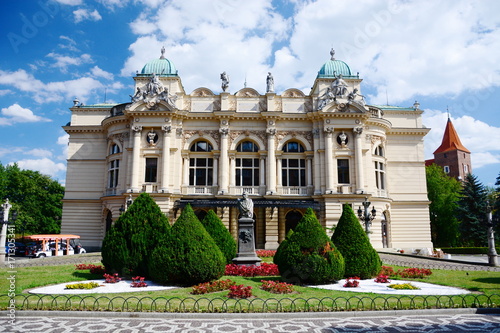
[{"left": 232, "top": 217, "right": 261, "bottom": 266}]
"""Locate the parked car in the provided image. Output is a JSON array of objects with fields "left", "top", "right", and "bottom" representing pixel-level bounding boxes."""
[{"left": 4, "top": 241, "right": 31, "bottom": 256}]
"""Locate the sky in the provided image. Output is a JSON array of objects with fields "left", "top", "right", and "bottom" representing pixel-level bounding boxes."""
[{"left": 0, "top": 0, "right": 499, "bottom": 187}]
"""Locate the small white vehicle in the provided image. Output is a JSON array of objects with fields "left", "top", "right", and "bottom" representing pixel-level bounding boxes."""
[{"left": 25, "top": 234, "right": 86, "bottom": 258}]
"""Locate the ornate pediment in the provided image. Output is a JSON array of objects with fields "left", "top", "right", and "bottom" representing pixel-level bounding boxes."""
[{"left": 130, "top": 73, "right": 177, "bottom": 110}]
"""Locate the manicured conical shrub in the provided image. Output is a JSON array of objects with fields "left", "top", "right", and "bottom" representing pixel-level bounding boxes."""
[
  {"left": 274, "top": 208, "right": 344, "bottom": 285},
  {"left": 101, "top": 193, "right": 170, "bottom": 277},
  {"left": 201, "top": 209, "right": 237, "bottom": 264},
  {"left": 331, "top": 203, "right": 382, "bottom": 279},
  {"left": 149, "top": 204, "right": 226, "bottom": 285}
]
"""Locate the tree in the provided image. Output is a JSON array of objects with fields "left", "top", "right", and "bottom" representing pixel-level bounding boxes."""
[
  {"left": 274, "top": 208, "right": 344, "bottom": 285},
  {"left": 456, "top": 174, "right": 488, "bottom": 247},
  {"left": 101, "top": 193, "right": 170, "bottom": 277},
  {"left": 149, "top": 204, "right": 225, "bottom": 285},
  {"left": 0, "top": 163, "right": 64, "bottom": 235},
  {"left": 201, "top": 210, "right": 237, "bottom": 264},
  {"left": 425, "top": 164, "right": 462, "bottom": 247},
  {"left": 331, "top": 204, "right": 381, "bottom": 279},
  {"left": 491, "top": 173, "right": 500, "bottom": 241}
]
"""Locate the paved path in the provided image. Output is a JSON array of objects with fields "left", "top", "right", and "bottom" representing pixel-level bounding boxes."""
[{"left": 4, "top": 309, "right": 500, "bottom": 332}]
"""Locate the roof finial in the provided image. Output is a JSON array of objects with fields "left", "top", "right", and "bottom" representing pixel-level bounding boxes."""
[
  {"left": 447, "top": 106, "right": 450, "bottom": 119},
  {"left": 330, "top": 48, "right": 335, "bottom": 60},
  {"left": 160, "top": 46, "right": 166, "bottom": 59}
]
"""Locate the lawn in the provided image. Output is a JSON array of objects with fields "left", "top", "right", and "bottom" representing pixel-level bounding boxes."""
[{"left": 2, "top": 261, "right": 500, "bottom": 312}]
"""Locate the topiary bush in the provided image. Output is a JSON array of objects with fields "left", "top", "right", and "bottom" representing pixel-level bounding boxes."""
[
  {"left": 331, "top": 203, "right": 382, "bottom": 279},
  {"left": 149, "top": 204, "right": 226, "bottom": 286},
  {"left": 274, "top": 208, "right": 344, "bottom": 285},
  {"left": 101, "top": 193, "right": 170, "bottom": 277},
  {"left": 201, "top": 209, "right": 237, "bottom": 264}
]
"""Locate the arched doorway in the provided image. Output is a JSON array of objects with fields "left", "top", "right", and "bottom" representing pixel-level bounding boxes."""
[
  {"left": 194, "top": 209, "right": 208, "bottom": 222},
  {"left": 105, "top": 210, "right": 112, "bottom": 233},
  {"left": 285, "top": 210, "right": 302, "bottom": 235},
  {"left": 381, "top": 212, "right": 389, "bottom": 248}
]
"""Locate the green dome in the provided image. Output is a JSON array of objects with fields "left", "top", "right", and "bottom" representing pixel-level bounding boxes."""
[
  {"left": 141, "top": 58, "right": 177, "bottom": 76},
  {"left": 317, "top": 48, "right": 352, "bottom": 78},
  {"left": 317, "top": 59, "right": 351, "bottom": 78}
]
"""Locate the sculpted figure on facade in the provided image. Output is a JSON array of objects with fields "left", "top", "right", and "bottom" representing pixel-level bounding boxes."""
[
  {"left": 266, "top": 72, "right": 274, "bottom": 93},
  {"left": 237, "top": 192, "right": 254, "bottom": 219},
  {"left": 331, "top": 74, "right": 349, "bottom": 97},
  {"left": 347, "top": 88, "right": 366, "bottom": 106},
  {"left": 221, "top": 72, "right": 229, "bottom": 92},
  {"left": 130, "top": 73, "right": 177, "bottom": 109},
  {"left": 318, "top": 87, "right": 335, "bottom": 110}
]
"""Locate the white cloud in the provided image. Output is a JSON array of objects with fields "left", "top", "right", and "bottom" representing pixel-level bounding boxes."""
[
  {"left": 57, "top": 133, "right": 69, "bottom": 161},
  {"left": 47, "top": 52, "right": 93, "bottom": 72},
  {"left": 58, "top": 36, "right": 79, "bottom": 52},
  {"left": 14, "top": 158, "right": 66, "bottom": 179},
  {"left": 27, "top": 149, "right": 53, "bottom": 158},
  {"left": 0, "top": 104, "right": 52, "bottom": 125},
  {"left": 73, "top": 9, "right": 102, "bottom": 23},
  {"left": 91, "top": 66, "right": 114, "bottom": 80},
  {"left": 54, "top": 0, "right": 82, "bottom": 5}
]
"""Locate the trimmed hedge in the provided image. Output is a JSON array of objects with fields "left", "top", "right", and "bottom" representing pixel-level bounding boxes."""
[
  {"left": 331, "top": 203, "right": 382, "bottom": 279},
  {"left": 149, "top": 204, "right": 226, "bottom": 286},
  {"left": 101, "top": 193, "right": 170, "bottom": 277},
  {"left": 274, "top": 208, "right": 344, "bottom": 285},
  {"left": 201, "top": 210, "right": 237, "bottom": 264}
]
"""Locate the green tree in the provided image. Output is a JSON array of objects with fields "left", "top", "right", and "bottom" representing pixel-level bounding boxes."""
[
  {"left": 149, "top": 204, "right": 225, "bottom": 285},
  {"left": 101, "top": 193, "right": 170, "bottom": 277},
  {"left": 491, "top": 174, "right": 500, "bottom": 241},
  {"left": 201, "top": 210, "right": 237, "bottom": 264},
  {"left": 274, "top": 208, "right": 344, "bottom": 285},
  {"left": 0, "top": 163, "right": 64, "bottom": 235},
  {"left": 331, "top": 204, "right": 381, "bottom": 279},
  {"left": 425, "top": 164, "right": 462, "bottom": 247},
  {"left": 457, "top": 174, "right": 487, "bottom": 247}
]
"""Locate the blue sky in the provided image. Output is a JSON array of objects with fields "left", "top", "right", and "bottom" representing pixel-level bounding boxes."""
[{"left": 1, "top": 0, "right": 499, "bottom": 187}]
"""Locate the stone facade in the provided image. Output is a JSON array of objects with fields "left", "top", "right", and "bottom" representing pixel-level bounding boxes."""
[{"left": 61, "top": 50, "right": 433, "bottom": 252}]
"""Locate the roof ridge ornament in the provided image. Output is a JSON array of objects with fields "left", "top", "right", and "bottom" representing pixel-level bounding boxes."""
[
  {"left": 160, "top": 46, "right": 166, "bottom": 59},
  {"left": 330, "top": 48, "right": 335, "bottom": 60}
]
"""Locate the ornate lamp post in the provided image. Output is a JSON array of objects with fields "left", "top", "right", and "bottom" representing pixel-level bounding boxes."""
[
  {"left": 0, "top": 199, "right": 17, "bottom": 257},
  {"left": 486, "top": 204, "right": 498, "bottom": 267},
  {"left": 357, "top": 197, "right": 376, "bottom": 238}
]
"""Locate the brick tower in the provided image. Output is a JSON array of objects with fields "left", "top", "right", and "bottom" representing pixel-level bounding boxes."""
[{"left": 428, "top": 117, "right": 471, "bottom": 180}]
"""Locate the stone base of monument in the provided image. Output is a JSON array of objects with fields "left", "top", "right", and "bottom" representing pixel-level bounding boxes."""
[{"left": 232, "top": 217, "right": 262, "bottom": 266}]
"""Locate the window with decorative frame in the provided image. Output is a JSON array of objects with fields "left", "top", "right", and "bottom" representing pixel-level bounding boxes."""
[
  {"left": 337, "top": 159, "right": 350, "bottom": 184},
  {"left": 281, "top": 141, "right": 306, "bottom": 187},
  {"left": 235, "top": 140, "right": 260, "bottom": 186},
  {"left": 189, "top": 140, "right": 214, "bottom": 186},
  {"left": 373, "top": 145, "right": 386, "bottom": 191}
]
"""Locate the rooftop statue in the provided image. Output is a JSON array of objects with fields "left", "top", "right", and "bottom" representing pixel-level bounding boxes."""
[
  {"left": 221, "top": 72, "right": 229, "bottom": 92},
  {"left": 266, "top": 72, "right": 274, "bottom": 93}
]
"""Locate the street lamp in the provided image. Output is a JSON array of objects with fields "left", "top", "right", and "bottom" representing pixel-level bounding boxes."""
[
  {"left": 357, "top": 197, "right": 376, "bottom": 237},
  {"left": 0, "top": 199, "right": 17, "bottom": 257},
  {"left": 486, "top": 204, "right": 498, "bottom": 267}
]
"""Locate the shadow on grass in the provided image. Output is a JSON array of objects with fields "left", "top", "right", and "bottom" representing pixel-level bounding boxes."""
[
  {"left": 473, "top": 277, "right": 500, "bottom": 284},
  {"left": 244, "top": 276, "right": 282, "bottom": 283},
  {"left": 72, "top": 271, "right": 103, "bottom": 280}
]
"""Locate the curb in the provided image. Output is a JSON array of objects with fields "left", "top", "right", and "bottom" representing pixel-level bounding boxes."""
[{"left": 6, "top": 308, "right": 500, "bottom": 320}]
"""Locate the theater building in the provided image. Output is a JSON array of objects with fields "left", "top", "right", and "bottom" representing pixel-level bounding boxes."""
[{"left": 61, "top": 48, "right": 433, "bottom": 251}]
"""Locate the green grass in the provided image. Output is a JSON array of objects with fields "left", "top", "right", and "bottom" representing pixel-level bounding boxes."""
[{"left": 2, "top": 262, "right": 500, "bottom": 312}]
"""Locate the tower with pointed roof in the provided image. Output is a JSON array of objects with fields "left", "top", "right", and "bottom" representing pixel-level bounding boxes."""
[{"left": 427, "top": 117, "right": 471, "bottom": 180}]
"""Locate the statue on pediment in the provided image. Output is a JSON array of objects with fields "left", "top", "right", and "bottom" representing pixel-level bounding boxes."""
[
  {"left": 347, "top": 88, "right": 366, "bottom": 106},
  {"left": 331, "top": 74, "right": 348, "bottom": 97}
]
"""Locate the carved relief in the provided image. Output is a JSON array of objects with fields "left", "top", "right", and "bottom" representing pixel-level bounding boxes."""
[
  {"left": 213, "top": 100, "right": 221, "bottom": 111},
  {"left": 184, "top": 99, "right": 191, "bottom": 111},
  {"left": 228, "top": 99, "right": 236, "bottom": 111},
  {"left": 274, "top": 99, "right": 282, "bottom": 111}
]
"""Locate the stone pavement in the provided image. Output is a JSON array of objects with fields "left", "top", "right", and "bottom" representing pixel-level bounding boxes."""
[{"left": 3, "top": 309, "right": 500, "bottom": 332}]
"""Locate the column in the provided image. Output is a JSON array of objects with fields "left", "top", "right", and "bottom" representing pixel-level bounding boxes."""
[
  {"left": 130, "top": 125, "right": 142, "bottom": 192},
  {"left": 160, "top": 125, "right": 171, "bottom": 193},
  {"left": 313, "top": 128, "right": 321, "bottom": 194},
  {"left": 354, "top": 127, "right": 365, "bottom": 194},
  {"left": 306, "top": 156, "right": 313, "bottom": 187},
  {"left": 229, "top": 154, "right": 235, "bottom": 189},
  {"left": 276, "top": 157, "right": 282, "bottom": 187},
  {"left": 182, "top": 154, "right": 189, "bottom": 188},
  {"left": 324, "top": 126, "right": 334, "bottom": 193},
  {"left": 219, "top": 127, "right": 229, "bottom": 194},
  {"left": 266, "top": 128, "right": 277, "bottom": 194}
]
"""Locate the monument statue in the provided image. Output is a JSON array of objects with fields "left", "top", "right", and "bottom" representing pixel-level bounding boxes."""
[
  {"left": 237, "top": 192, "right": 253, "bottom": 219},
  {"left": 220, "top": 71, "right": 229, "bottom": 92},
  {"left": 266, "top": 72, "right": 274, "bottom": 93}
]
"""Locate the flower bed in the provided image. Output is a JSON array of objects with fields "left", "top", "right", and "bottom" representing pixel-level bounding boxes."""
[
  {"left": 374, "top": 274, "right": 390, "bottom": 283},
  {"left": 103, "top": 273, "right": 122, "bottom": 283},
  {"left": 380, "top": 266, "right": 432, "bottom": 279},
  {"left": 191, "top": 279, "right": 236, "bottom": 295},
  {"left": 261, "top": 280, "right": 295, "bottom": 294},
  {"left": 343, "top": 277, "right": 360, "bottom": 288},
  {"left": 225, "top": 263, "right": 279, "bottom": 277},
  {"left": 388, "top": 283, "right": 420, "bottom": 290},
  {"left": 228, "top": 284, "right": 253, "bottom": 298},
  {"left": 131, "top": 276, "right": 148, "bottom": 288},
  {"left": 256, "top": 250, "right": 276, "bottom": 258},
  {"left": 75, "top": 264, "right": 106, "bottom": 275},
  {"left": 65, "top": 281, "right": 100, "bottom": 289}
]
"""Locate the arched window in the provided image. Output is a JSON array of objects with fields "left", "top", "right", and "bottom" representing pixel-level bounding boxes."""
[
  {"left": 281, "top": 141, "right": 306, "bottom": 187},
  {"left": 235, "top": 141, "right": 260, "bottom": 187},
  {"left": 109, "top": 144, "right": 120, "bottom": 155},
  {"left": 189, "top": 140, "right": 214, "bottom": 187},
  {"left": 374, "top": 145, "right": 384, "bottom": 157}
]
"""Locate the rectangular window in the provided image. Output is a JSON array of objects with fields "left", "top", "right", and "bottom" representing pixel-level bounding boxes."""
[
  {"left": 463, "top": 164, "right": 468, "bottom": 173},
  {"left": 337, "top": 159, "right": 350, "bottom": 184},
  {"left": 108, "top": 160, "right": 119, "bottom": 188},
  {"left": 444, "top": 165, "right": 450, "bottom": 174},
  {"left": 235, "top": 158, "right": 259, "bottom": 186},
  {"left": 145, "top": 158, "right": 158, "bottom": 182},
  {"left": 375, "top": 161, "right": 385, "bottom": 190}
]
